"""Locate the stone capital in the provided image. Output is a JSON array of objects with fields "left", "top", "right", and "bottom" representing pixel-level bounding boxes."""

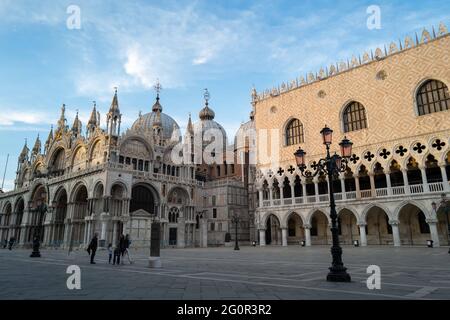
[
  {"left": 388, "top": 220, "right": 399, "bottom": 226},
  {"left": 303, "top": 224, "right": 311, "bottom": 229},
  {"left": 425, "top": 218, "right": 438, "bottom": 224}
]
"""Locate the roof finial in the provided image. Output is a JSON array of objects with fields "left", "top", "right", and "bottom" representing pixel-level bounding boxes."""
[
  {"left": 204, "top": 88, "right": 210, "bottom": 105},
  {"left": 154, "top": 79, "right": 162, "bottom": 100},
  {"left": 114, "top": 87, "right": 118, "bottom": 94}
]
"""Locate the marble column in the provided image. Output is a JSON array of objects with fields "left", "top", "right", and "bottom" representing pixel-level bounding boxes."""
[
  {"left": 259, "top": 229, "right": 266, "bottom": 246},
  {"left": 314, "top": 178, "right": 319, "bottom": 202},
  {"left": 369, "top": 173, "right": 375, "bottom": 197},
  {"left": 440, "top": 165, "right": 449, "bottom": 191},
  {"left": 419, "top": 166, "right": 429, "bottom": 192},
  {"left": 281, "top": 228, "right": 288, "bottom": 247},
  {"left": 302, "top": 182, "right": 307, "bottom": 203},
  {"left": 354, "top": 175, "right": 361, "bottom": 199},
  {"left": 290, "top": 180, "right": 295, "bottom": 200},
  {"left": 304, "top": 224, "right": 311, "bottom": 246},
  {"left": 426, "top": 219, "right": 440, "bottom": 247},
  {"left": 385, "top": 171, "right": 392, "bottom": 195},
  {"left": 340, "top": 176, "right": 347, "bottom": 200},
  {"left": 390, "top": 220, "right": 401, "bottom": 247},
  {"left": 358, "top": 223, "right": 367, "bottom": 246},
  {"left": 258, "top": 189, "right": 263, "bottom": 207},
  {"left": 402, "top": 169, "right": 410, "bottom": 194}
]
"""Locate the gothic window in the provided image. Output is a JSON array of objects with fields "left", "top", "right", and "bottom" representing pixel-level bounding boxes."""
[
  {"left": 168, "top": 207, "right": 179, "bottom": 223},
  {"left": 213, "top": 208, "right": 217, "bottom": 219},
  {"left": 416, "top": 80, "right": 450, "bottom": 116},
  {"left": 285, "top": 119, "right": 304, "bottom": 146},
  {"left": 343, "top": 101, "right": 367, "bottom": 133}
]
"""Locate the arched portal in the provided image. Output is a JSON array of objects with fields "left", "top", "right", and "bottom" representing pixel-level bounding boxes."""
[
  {"left": 130, "top": 184, "right": 156, "bottom": 214},
  {"left": 310, "top": 211, "right": 329, "bottom": 245},
  {"left": 437, "top": 200, "right": 450, "bottom": 246},
  {"left": 265, "top": 214, "right": 281, "bottom": 245},
  {"left": 29, "top": 185, "right": 48, "bottom": 242},
  {"left": 338, "top": 209, "right": 358, "bottom": 245},
  {"left": 53, "top": 188, "right": 67, "bottom": 246},
  {"left": 398, "top": 204, "right": 430, "bottom": 245},
  {"left": 286, "top": 212, "right": 304, "bottom": 245},
  {"left": 71, "top": 184, "right": 88, "bottom": 246},
  {"left": 366, "top": 206, "right": 392, "bottom": 245},
  {"left": 12, "top": 198, "right": 24, "bottom": 241},
  {"left": 1, "top": 202, "right": 12, "bottom": 242}
]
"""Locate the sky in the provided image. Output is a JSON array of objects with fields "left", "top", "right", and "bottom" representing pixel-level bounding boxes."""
[{"left": 0, "top": 0, "right": 449, "bottom": 191}]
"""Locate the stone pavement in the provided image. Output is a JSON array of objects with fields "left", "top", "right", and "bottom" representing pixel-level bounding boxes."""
[{"left": 0, "top": 245, "right": 449, "bottom": 300}]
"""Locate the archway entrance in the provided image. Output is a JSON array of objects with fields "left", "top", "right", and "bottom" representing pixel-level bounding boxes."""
[
  {"left": 310, "top": 211, "right": 329, "bottom": 245},
  {"left": 13, "top": 198, "right": 24, "bottom": 241},
  {"left": 130, "top": 185, "right": 155, "bottom": 214},
  {"left": 265, "top": 214, "right": 281, "bottom": 245},
  {"left": 338, "top": 209, "right": 358, "bottom": 245},
  {"left": 71, "top": 185, "right": 88, "bottom": 246},
  {"left": 1, "top": 202, "right": 12, "bottom": 242},
  {"left": 437, "top": 201, "right": 450, "bottom": 245},
  {"left": 30, "top": 185, "right": 48, "bottom": 243},
  {"left": 53, "top": 188, "right": 67, "bottom": 246},
  {"left": 398, "top": 204, "right": 430, "bottom": 246},
  {"left": 366, "top": 206, "right": 392, "bottom": 245},
  {"left": 287, "top": 212, "right": 304, "bottom": 245}
]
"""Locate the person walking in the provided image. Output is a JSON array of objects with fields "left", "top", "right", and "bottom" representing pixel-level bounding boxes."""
[
  {"left": 8, "top": 236, "right": 15, "bottom": 250},
  {"left": 123, "top": 234, "right": 133, "bottom": 264},
  {"left": 113, "top": 240, "right": 121, "bottom": 265},
  {"left": 107, "top": 243, "right": 113, "bottom": 264},
  {"left": 87, "top": 233, "right": 98, "bottom": 264},
  {"left": 119, "top": 234, "right": 126, "bottom": 265}
]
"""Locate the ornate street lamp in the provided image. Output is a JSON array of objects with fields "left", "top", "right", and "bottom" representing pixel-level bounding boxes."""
[
  {"left": 231, "top": 213, "right": 240, "bottom": 251},
  {"left": 293, "top": 126, "right": 353, "bottom": 282}
]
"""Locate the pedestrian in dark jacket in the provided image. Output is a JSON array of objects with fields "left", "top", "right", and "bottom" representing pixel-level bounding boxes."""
[
  {"left": 87, "top": 233, "right": 98, "bottom": 264},
  {"left": 119, "top": 234, "right": 126, "bottom": 265}
]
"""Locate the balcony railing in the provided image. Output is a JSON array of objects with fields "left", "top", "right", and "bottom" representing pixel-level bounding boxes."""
[{"left": 258, "top": 181, "right": 449, "bottom": 209}]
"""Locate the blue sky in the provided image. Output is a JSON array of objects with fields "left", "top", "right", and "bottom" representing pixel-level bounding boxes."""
[{"left": 0, "top": 0, "right": 449, "bottom": 190}]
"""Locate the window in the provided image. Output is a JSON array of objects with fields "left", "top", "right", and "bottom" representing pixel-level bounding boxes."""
[
  {"left": 216, "top": 166, "right": 221, "bottom": 177},
  {"left": 213, "top": 208, "right": 217, "bottom": 219},
  {"left": 417, "top": 80, "right": 449, "bottom": 115},
  {"left": 285, "top": 119, "right": 304, "bottom": 146},
  {"left": 210, "top": 223, "right": 215, "bottom": 231},
  {"left": 343, "top": 101, "right": 367, "bottom": 132},
  {"left": 212, "top": 195, "right": 216, "bottom": 206}
]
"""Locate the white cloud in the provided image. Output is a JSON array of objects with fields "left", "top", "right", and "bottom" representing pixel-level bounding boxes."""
[{"left": 0, "top": 109, "right": 52, "bottom": 126}]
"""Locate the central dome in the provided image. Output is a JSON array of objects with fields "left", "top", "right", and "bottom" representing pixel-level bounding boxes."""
[{"left": 131, "top": 96, "right": 180, "bottom": 140}]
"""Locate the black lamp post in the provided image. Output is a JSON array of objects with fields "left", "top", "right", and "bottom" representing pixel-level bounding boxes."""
[
  {"left": 293, "top": 125, "right": 353, "bottom": 282},
  {"left": 148, "top": 213, "right": 162, "bottom": 268},
  {"left": 231, "top": 213, "right": 240, "bottom": 251},
  {"left": 30, "top": 203, "right": 47, "bottom": 258}
]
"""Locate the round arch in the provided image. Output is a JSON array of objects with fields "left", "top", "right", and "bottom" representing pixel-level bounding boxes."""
[
  {"left": 167, "top": 186, "right": 190, "bottom": 205},
  {"left": 397, "top": 202, "right": 430, "bottom": 245},
  {"left": 130, "top": 183, "right": 160, "bottom": 215}
]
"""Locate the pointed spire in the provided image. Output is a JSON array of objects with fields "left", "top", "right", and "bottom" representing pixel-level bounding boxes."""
[
  {"left": 72, "top": 110, "right": 82, "bottom": 135},
  {"left": 57, "top": 104, "right": 67, "bottom": 130},
  {"left": 32, "top": 134, "right": 41, "bottom": 155},
  {"left": 109, "top": 87, "right": 120, "bottom": 114},
  {"left": 19, "top": 138, "right": 29, "bottom": 162},
  {"left": 88, "top": 101, "right": 97, "bottom": 126},
  {"left": 187, "top": 112, "right": 194, "bottom": 134},
  {"left": 47, "top": 125, "right": 53, "bottom": 142}
]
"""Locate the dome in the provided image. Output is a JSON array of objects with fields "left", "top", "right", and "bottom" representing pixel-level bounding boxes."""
[
  {"left": 131, "top": 111, "right": 180, "bottom": 140},
  {"left": 234, "top": 112, "right": 255, "bottom": 149}
]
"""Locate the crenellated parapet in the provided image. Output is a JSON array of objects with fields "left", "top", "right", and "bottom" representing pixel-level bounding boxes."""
[{"left": 252, "top": 23, "right": 449, "bottom": 103}]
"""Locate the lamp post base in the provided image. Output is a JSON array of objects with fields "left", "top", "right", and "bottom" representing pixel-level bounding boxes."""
[
  {"left": 148, "top": 256, "right": 162, "bottom": 268},
  {"left": 234, "top": 245, "right": 240, "bottom": 251},
  {"left": 30, "top": 251, "right": 41, "bottom": 258},
  {"left": 327, "top": 267, "right": 351, "bottom": 282}
]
